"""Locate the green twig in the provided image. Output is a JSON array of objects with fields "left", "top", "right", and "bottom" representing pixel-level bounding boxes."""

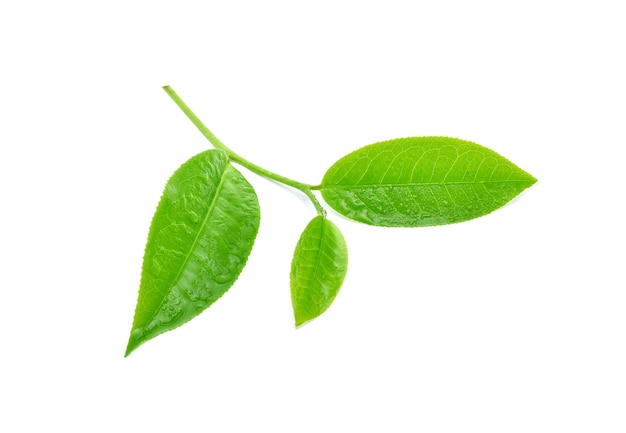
[{"left": 163, "top": 86, "right": 326, "bottom": 217}]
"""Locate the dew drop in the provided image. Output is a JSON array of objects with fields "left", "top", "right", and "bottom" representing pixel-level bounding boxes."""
[
  {"left": 131, "top": 328, "right": 144, "bottom": 339},
  {"left": 151, "top": 258, "right": 162, "bottom": 276},
  {"left": 214, "top": 273, "right": 232, "bottom": 284},
  {"left": 187, "top": 211, "right": 200, "bottom": 224}
]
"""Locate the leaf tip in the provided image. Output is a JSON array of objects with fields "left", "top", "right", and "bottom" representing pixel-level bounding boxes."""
[
  {"left": 294, "top": 316, "right": 306, "bottom": 328},
  {"left": 124, "top": 341, "right": 136, "bottom": 358},
  {"left": 293, "top": 309, "right": 325, "bottom": 328},
  {"left": 124, "top": 328, "right": 143, "bottom": 358},
  {"left": 522, "top": 170, "right": 538, "bottom": 191}
]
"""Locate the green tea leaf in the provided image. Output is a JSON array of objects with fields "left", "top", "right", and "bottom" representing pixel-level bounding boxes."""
[
  {"left": 290, "top": 216, "right": 348, "bottom": 327},
  {"left": 125, "top": 149, "right": 260, "bottom": 356},
  {"left": 320, "top": 137, "right": 536, "bottom": 227}
]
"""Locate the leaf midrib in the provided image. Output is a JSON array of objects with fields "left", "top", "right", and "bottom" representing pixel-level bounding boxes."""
[
  {"left": 144, "top": 163, "right": 230, "bottom": 329},
  {"left": 309, "top": 219, "right": 326, "bottom": 290},
  {"left": 322, "top": 179, "right": 534, "bottom": 189},
  {"left": 295, "top": 218, "right": 326, "bottom": 325}
]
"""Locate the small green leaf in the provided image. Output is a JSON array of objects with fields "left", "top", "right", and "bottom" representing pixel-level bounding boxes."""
[
  {"left": 320, "top": 137, "right": 536, "bottom": 227},
  {"left": 125, "top": 149, "right": 260, "bottom": 356},
  {"left": 290, "top": 216, "right": 348, "bottom": 327}
]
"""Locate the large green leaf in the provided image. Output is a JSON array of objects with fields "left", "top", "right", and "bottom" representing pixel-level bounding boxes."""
[
  {"left": 290, "top": 216, "right": 348, "bottom": 327},
  {"left": 125, "top": 149, "right": 260, "bottom": 356},
  {"left": 320, "top": 137, "right": 536, "bottom": 227}
]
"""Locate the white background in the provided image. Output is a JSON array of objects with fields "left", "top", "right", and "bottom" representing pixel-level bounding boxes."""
[{"left": 1, "top": 1, "right": 624, "bottom": 431}]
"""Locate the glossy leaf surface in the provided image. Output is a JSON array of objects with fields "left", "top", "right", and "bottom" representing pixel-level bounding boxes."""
[
  {"left": 125, "top": 149, "right": 260, "bottom": 356},
  {"left": 320, "top": 137, "right": 536, "bottom": 227},
  {"left": 290, "top": 216, "right": 348, "bottom": 327}
]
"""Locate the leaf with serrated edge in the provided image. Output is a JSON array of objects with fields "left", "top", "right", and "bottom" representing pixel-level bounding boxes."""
[
  {"left": 290, "top": 216, "right": 348, "bottom": 327},
  {"left": 320, "top": 137, "right": 536, "bottom": 227},
  {"left": 125, "top": 149, "right": 260, "bottom": 356}
]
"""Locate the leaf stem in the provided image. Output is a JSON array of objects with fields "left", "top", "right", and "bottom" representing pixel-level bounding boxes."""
[{"left": 163, "top": 86, "right": 326, "bottom": 216}]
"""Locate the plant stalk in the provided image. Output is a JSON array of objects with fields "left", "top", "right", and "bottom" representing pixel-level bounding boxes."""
[{"left": 163, "top": 86, "right": 326, "bottom": 216}]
